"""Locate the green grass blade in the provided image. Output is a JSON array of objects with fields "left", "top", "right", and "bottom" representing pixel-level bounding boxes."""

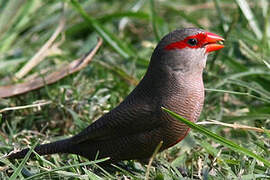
[
  {"left": 228, "top": 79, "right": 270, "bottom": 101},
  {"left": 0, "top": 58, "right": 26, "bottom": 72},
  {"left": 235, "top": 0, "right": 262, "bottom": 39},
  {"left": 94, "top": 60, "right": 139, "bottom": 86},
  {"left": 83, "top": 167, "right": 103, "bottom": 180},
  {"left": 0, "top": 0, "right": 25, "bottom": 38},
  {"left": 263, "top": 60, "right": 270, "bottom": 69},
  {"left": 9, "top": 141, "right": 38, "bottom": 180},
  {"left": 24, "top": 157, "right": 110, "bottom": 180},
  {"left": 174, "top": 9, "right": 203, "bottom": 29},
  {"left": 118, "top": 0, "right": 146, "bottom": 31},
  {"left": 213, "top": 0, "right": 228, "bottom": 32},
  {"left": 215, "top": 69, "right": 270, "bottom": 88},
  {"left": 205, "top": 88, "right": 270, "bottom": 103},
  {"left": 70, "top": 0, "right": 134, "bottom": 59},
  {"left": 161, "top": 107, "right": 270, "bottom": 167},
  {"left": 99, "top": 11, "right": 149, "bottom": 22},
  {"left": 150, "top": 0, "right": 161, "bottom": 41},
  {"left": 0, "top": 0, "right": 35, "bottom": 52},
  {"left": 262, "top": 0, "right": 270, "bottom": 49}
]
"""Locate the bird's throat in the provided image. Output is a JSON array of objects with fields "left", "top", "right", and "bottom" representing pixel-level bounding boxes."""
[{"left": 164, "top": 73, "right": 205, "bottom": 123}]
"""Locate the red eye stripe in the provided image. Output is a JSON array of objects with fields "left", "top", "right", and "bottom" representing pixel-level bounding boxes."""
[{"left": 165, "top": 33, "right": 207, "bottom": 50}]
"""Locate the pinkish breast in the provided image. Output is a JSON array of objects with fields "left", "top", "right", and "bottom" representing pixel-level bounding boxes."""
[{"left": 162, "top": 73, "right": 205, "bottom": 148}]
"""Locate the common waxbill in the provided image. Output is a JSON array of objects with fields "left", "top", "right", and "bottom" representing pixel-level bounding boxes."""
[{"left": 7, "top": 28, "right": 224, "bottom": 163}]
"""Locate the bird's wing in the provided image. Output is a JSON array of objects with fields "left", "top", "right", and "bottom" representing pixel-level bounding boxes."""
[{"left": 71, "top": 96, "right": 162, "bottom": 144}]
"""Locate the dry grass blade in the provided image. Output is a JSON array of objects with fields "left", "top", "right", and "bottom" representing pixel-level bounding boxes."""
[
  {"left": 145, "top": 141, "right": 163, "bottom": 180},
  {"left": 197, "top": 120, "right": 270, "bottom": 133},
  {"left": 0, "top": 100, "right": 51, "bottom": 113},
  {"left": 15, "top": 14, "right": 66, "bottom": 79},
  {"left": 0, "top": 38, "right": 103, "bottom": 98}
]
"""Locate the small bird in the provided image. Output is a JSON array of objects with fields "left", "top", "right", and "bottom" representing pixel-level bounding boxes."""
[{"left": 7, "top": 28, "right": 224, "bottom": 163}]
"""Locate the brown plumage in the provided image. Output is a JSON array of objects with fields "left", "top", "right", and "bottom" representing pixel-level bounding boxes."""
[{"left": 7, "top": 28, "right": 224, "bottom": 163}]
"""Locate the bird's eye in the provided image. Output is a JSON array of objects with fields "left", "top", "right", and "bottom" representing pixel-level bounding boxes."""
[{"left": 187, "top": 38, "right": 198, "bottom": 46}]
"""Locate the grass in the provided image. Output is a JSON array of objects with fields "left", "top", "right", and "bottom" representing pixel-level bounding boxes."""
[{"left": 0, "top": 0, "right": 269, "bottom": 179}]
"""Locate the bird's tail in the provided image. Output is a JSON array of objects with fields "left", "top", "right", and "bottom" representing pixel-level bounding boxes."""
[{"left": 6, "top": 138, "right": 73, "bottom": 160}]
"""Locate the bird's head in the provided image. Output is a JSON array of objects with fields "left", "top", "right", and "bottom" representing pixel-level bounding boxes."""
[{"left": 150, "top": 28, "right": 224, "bottom": 74}]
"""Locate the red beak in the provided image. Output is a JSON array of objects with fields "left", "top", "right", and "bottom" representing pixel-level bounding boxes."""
[{"left": 204, "top": 32, "right": 224, "bottom": 53}]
